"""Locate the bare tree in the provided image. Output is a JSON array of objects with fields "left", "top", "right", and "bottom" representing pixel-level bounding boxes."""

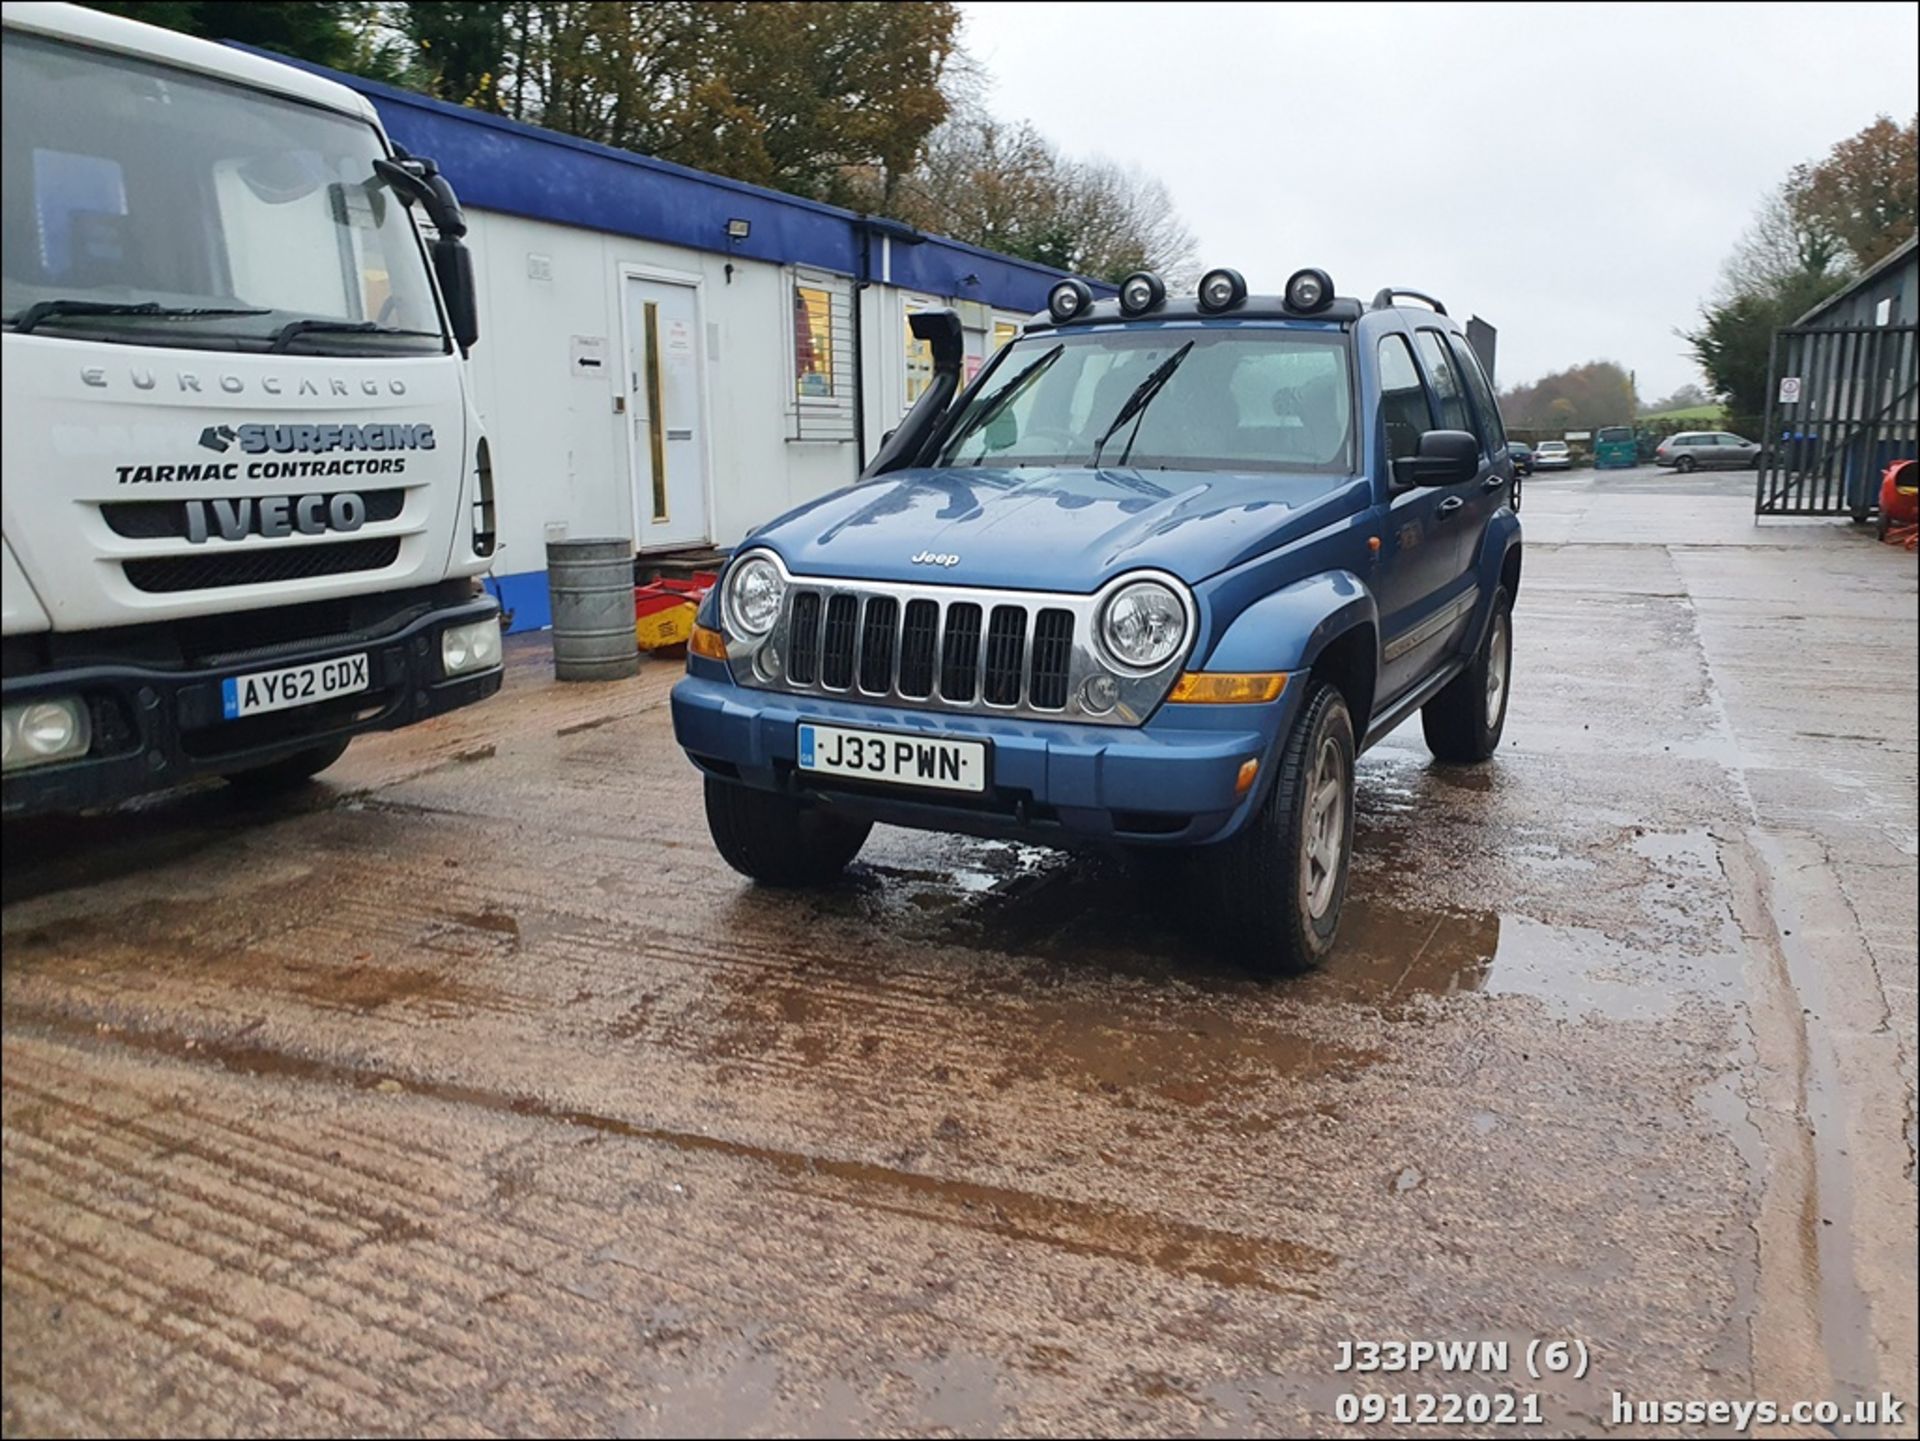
[{"left": 891, "top": 112, "right": 1198, "bottom": 284}]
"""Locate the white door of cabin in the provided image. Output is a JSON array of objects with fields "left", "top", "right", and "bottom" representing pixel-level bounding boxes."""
[{"left": 624, "top": 274, "right": 709, "bottom": 550}]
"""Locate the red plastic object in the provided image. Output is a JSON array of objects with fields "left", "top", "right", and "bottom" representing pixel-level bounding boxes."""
[
  {"left": 633, "top": 573, "right": 717, "bottom": 650},
  {"left": 1880, "top": 460, "right": 1918, "bottom": 551}
]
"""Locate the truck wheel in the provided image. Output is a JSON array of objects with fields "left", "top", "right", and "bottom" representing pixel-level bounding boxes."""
[
  {"left": 223, "top": 737, "right": 351, "bottom": 793},
  {"left": 1204, "top": 681, "right": 1355, "bottom": 974},
  {"left": 1422, "top": 586, "right": 1513, "bottom": 763},
  {"left": 703, "top": 776, "right": 872, "bottom": 887}
]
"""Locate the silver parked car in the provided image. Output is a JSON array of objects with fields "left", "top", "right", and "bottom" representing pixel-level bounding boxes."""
[
  {"left": 1655, "top": 431, "right": 1760, "bottom": 472},
  {"left": 1533, "top": 440, "right": 1572, "bottom": 471}
]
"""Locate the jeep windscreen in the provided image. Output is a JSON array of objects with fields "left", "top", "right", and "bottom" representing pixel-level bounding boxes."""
[
  {"left": 1, "top": 31, "right": 445, "bottom": 356},
  {"left": 936, "top": 327, "right": 1354, "bottom": 475}
]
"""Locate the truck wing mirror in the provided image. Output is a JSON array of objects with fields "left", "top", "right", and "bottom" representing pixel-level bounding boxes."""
[
  {"left": 1393, "top": 429, "right": 1479, "bottom": 487},
  {"left": 433, "top": 235, "right": 480, "bottom": 353}
]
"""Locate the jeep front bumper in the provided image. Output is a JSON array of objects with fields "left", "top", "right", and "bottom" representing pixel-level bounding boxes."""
[{"left": 671, "top": 673, "right": 1302, "bottom": 846}]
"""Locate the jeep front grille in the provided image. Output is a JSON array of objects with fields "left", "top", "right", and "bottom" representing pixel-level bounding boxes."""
[{"left": 736, "top": 567, "right": 1194, "bottom": 726}]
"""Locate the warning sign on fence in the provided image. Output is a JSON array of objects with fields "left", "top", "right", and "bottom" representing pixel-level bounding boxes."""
[{"left": 1778, "top": 376, "right": 1803, "bottom": 404}]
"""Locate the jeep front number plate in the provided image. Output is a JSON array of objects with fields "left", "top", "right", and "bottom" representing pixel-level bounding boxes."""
[
  {"left": 797, "top": 723, "right": 986, "bottom": 793},
  {"left": 222, "top": 653, "right": 370, "bottom": 720}
]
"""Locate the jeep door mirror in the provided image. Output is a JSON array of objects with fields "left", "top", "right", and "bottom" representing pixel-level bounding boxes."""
[{"left": 1393, "top": 429, "right": 1479, "bottom": 488}]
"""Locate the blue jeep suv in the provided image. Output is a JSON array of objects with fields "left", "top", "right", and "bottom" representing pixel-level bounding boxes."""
[{"left": 673, "top": 267, "right": 1521, "bottom": 972}]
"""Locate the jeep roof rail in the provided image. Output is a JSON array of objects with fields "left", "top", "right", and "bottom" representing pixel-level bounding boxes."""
[{"left": 1370, "top": 288, "right": 1447, "bottom": 316}]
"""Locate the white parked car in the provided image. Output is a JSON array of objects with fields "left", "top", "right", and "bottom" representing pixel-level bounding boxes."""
[{"left": 1533, "top": 440, "right": 1572, "bottom": 471}]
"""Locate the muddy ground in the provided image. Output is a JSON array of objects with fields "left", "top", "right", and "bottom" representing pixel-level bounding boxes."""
[{"left": 3, "top": 468, "right": 1915, "bottom": 1437}]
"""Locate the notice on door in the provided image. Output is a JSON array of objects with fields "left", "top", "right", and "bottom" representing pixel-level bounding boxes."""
[
  {"left": 571, "top": 335, "right": 607, "bottom": 379},
  {"left": 1778, "top": 376, "right": 1803, "bottom": 403}
]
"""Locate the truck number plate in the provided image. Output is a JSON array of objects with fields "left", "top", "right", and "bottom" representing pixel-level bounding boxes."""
[
  {"left": 797, "top": 722, "right": 986, "bottom": 794},
  {"left": 222, "top": 653, "right": 370, "bottom": 720}
]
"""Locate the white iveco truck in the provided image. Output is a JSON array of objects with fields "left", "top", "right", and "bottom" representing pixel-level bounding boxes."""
[{"left": 2, "top": 2, "right": 504, "bottom": 815}]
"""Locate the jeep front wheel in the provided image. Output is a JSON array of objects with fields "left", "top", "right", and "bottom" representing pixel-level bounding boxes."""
[
  {"left": 1203, "top": 681, "right": 1355, "bottom": 974},
  {"left": 1422, "top": 586, "right": 1513, "bottom": 763},
  {"left": 703, "top": 776, "right": 872, "bottom": 886}
]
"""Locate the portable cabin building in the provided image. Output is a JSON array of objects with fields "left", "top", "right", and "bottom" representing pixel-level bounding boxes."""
[{"left": 248, "top": 53, "right": 1109, "bottom": 630}]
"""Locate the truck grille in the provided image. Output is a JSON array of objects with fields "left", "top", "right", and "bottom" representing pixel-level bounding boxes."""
[
  {"left": 100, "top": 489, "right": 406, "bottom": 539},
  {"left": 123, "top": 537, "right": 402, "bottom": 593}
]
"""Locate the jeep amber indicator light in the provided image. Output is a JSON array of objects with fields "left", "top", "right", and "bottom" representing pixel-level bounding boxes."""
[
  {"left": 689, "top": 624, "right": 729, "bottom": 660},
  {"left": 1168, "top": 672, "right": 1288, "bottom": 704}
]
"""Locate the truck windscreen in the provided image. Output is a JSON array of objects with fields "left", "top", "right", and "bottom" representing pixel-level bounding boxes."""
[
  {"left": 0, "top": 32, "right": 444, "bottom": 355},
  {"left": 938, "top": 328, "right": 1354, "bottom": 474}
]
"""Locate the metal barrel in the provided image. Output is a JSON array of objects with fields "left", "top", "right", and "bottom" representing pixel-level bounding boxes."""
[{"left": 545, "top": 538, "right": 639, "bottom": 682}]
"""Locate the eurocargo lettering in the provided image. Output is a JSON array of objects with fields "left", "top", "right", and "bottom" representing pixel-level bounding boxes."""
[{"left": 2, "top": 1, "right": 506, "bottom": 814}]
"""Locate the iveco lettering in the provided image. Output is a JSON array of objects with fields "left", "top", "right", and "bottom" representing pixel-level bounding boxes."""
[
  {"left": 1, "top": 2, "right": 503, "bottom": 815},
  {"left": 674, "top": 269, "right": 1522, "bottom": 971}
]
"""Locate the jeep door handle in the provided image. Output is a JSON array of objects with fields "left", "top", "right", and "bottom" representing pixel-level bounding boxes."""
[
  {"left": 1482, "top": 474, "right": 1509, "bottom": 492},
  {"left": 1435, "top": 496, "right": 1466, "bottom": 520}
]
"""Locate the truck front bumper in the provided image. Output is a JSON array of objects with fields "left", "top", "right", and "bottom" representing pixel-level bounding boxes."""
[
  {"left": 2, "top": 592, "right": 502, "bottom": 817},
  {"left": 671, "top": 673, "right": 1301, "bottom": 847}
]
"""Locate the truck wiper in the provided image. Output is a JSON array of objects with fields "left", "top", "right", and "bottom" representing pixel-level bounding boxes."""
[
  {"left": 7, "top": 300, "right": 270, "bottom": 334},
  {"left": 269, "top": 318, "right": 442, "bottom": 353},
  {"left": 941, "top": 344, "right": 1064, "bottom": 463},
  {"left": 1091, "top": 340, "right": 1195, "bottom": 468}
]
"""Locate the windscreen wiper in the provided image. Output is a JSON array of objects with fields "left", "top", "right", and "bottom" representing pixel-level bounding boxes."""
[
  {"left": 940, "top": 344, "right": 1064, "bottom": 463},
  {"left": 268, "top": 318, "right": 442, "bottom": 353},
  {"left": 1091, "top": 340, "right": 1195, "bottom": 468},
  {"left": 7, "top": 300, "right": 270, "bottom": 334}
]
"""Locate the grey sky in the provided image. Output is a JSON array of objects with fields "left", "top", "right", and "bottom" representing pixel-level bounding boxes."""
[{"left": 959, "top": 1, "right": 1919, "bottom": 401}]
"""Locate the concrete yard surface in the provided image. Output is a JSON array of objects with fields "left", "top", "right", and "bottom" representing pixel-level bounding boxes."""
[{"left": 3, "top": 468, "right": 1915, "bottom": 1436}]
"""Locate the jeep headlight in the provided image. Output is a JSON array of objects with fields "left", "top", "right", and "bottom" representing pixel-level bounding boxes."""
[
  {"left": 1099, "top": 579, "right": 1188, "bottom": 670},
  {"left": 723, "top": 552, "right": 786, "bottom": 637}
]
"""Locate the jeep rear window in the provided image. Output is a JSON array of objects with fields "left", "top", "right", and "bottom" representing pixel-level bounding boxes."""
[{"left": 937, "top": 328, "right": 1354, "bottom": 474}]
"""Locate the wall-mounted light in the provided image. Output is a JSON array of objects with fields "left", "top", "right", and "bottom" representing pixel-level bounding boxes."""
[{"left": 725, "top": 218, "right": 751, "bottom": 241}]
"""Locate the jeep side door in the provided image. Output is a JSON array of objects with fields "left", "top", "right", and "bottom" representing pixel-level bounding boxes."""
[
  {"left": 1440, "top": 330, "right": 1513, "bottom": 567},
  {"left": 1373, "top": 331, "right": 1468, "bottom": 703}
]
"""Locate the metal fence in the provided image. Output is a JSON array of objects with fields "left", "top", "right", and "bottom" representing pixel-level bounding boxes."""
[{"left": 1756, "top": 322, "right": 1919, "bottom": 518}]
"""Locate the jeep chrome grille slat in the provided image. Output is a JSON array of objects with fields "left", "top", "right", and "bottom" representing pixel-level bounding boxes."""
[{"left": 731, "top": 563, "right": 1196, "bottom": 727}]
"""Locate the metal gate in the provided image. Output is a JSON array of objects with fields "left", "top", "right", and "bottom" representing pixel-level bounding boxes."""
[{"left": 1756, "top": 322, "right": 1918, "bottom": 517}]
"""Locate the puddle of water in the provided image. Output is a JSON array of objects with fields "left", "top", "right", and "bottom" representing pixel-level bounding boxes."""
[{"left": 1316, "top": 899, "right": 1683, "bottom": 1022}]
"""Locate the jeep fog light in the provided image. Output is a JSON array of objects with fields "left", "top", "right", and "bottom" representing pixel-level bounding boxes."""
[
  {"left": 1285, "top": 267, "right": 1334, "bottom": 314},
  {"left": 442, "top": 618, "right": 503, "bottom": 676},
  {"left": 2, "top": 696, "right": 91, "bottom": 772}
]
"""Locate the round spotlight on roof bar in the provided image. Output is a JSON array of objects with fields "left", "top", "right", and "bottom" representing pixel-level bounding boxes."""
[
  {"left": 1285, "top": 267, "right": 1335, "bottom": 313},
  {"left": 1047, "top": 278, "right": 1094, "bottom": 323},
  {"left": 1197, "top": 267, "right": 1248, "bottom": 313},
  {"left": 1118, "top": 270, "right": 1166, "bottom": 316}
]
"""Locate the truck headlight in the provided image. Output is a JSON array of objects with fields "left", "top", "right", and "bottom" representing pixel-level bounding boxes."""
[
  {"left": 442, "top": 618, "right": 503, "bottom": 676},
  {"left": 2, "top": 696, "right": 91, "bottom": 772},
  {"left": 1099, "top": 579, "right": 1188, "bottom": 670},
  {"left": 723, "top": 553, "right": 786, "bottom": 637}
]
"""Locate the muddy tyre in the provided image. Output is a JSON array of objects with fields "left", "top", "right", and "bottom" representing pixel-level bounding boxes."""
[
  {"left": 703, "top": 777, "right": 872, "bottom": 886},
  {"left": 1202, "top": 681, "right": 1356, "bottom": 974},
  {"left": 1422, "top": 586, "right": 1513, "bottom": 763},
  {"left": 223, "top": 737, "right": 350, "bottom": 794}
]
